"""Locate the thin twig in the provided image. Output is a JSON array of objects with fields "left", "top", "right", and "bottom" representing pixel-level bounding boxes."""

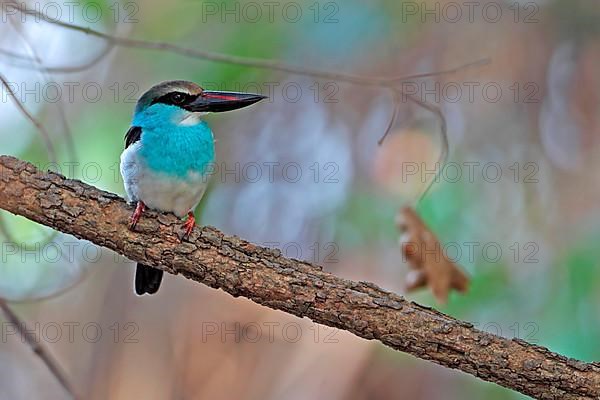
[
  {"left": 376, "top": 91, "right": 450, "bottom": 204},
  {"left": 377, "top": 89, "right": 401, "bottom": 145},
  {"left": 12, "top": 4, "right": 487, "bottom": 87},
  {"left": 0, "top": 43, "right": 115, "bottom": 74},
  {"left": 0, "top": 299, "right": 79, "bottom": 399},
  {"left": 388, "top": 58, "right": 490, "bottom": 82},
  {"left": 0, "top": 73, "right": 56, "bottom": 163},
  {"left": 406, "top": 95, "right": 449, "bottom": 207},
  {"left": 7, "top": 7, "right": 78, "bottom": 162}
]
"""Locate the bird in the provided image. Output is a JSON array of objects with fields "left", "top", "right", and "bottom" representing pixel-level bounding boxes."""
[{"left": 120, "top": 80, "right": 266, "bottom": 295}]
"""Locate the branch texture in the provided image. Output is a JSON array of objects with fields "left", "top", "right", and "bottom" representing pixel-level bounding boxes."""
[{"left": 0, "top": 155, "right": 598, "bottom": 399}]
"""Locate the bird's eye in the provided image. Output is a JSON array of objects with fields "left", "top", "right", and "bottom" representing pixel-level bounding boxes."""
[{"left": 170, "top": 93, "right": 185, "bottom": 104}]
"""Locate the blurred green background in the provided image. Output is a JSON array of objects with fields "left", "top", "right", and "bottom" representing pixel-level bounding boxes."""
[{"left": 1, "top": 0, "right": 600, "bottom": 399}]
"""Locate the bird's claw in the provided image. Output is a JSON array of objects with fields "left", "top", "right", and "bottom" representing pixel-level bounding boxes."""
[
  {"left": 181, "top": 212, "right": 196, "bottom": 240},
  {"left": 129, "top": 201, "right": 145, "bottom": 230}
]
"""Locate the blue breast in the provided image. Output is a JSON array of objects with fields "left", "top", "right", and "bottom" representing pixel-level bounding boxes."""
[{"left": 133, "top": 104, "right": 215, "bottom": 179}]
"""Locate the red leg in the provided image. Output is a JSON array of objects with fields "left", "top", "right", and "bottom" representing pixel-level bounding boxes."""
[
  {"left": 129, "top": 201, "right": 145, "bottom": 230},
  {"left": 182, "top": 211, "right": 196, "bottom": 239}
]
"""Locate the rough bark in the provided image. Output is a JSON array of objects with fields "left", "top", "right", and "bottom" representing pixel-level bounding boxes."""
[{"left": 0, "top": 155, "right": 598, "bottom": 399}]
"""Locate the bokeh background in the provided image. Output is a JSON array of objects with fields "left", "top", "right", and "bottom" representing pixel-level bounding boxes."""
[{"left": 1, "top": 0, "right": 600, "bottom": 399}]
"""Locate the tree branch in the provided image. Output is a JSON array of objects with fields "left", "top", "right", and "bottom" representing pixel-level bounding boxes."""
[{"left": 0, "top": 155, "right": 598, "bottom": 400}]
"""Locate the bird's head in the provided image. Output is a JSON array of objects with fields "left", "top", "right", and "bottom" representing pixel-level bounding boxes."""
[{"left": 133, "top": 80, "right": 267, "bottom": 126}]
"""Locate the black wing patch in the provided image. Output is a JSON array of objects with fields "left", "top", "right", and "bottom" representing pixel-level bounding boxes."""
[{"left": 124, "top": 126, "right": 142, "bottom": 149}]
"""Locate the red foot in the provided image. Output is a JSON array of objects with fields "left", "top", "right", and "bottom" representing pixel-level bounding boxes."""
[
  {"left": 182, "top": 211, "right": 196, "bottom": 239},
  {"left": 129, "top": 201, "right": 145, "bottom": 230}
]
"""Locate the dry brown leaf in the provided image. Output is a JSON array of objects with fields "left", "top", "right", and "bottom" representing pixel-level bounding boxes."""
[{"left": 396, "top": 207, "right": 469, "bottom": 303}]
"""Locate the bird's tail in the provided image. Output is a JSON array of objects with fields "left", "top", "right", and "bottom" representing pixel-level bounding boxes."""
[{"left": 135, "top": 263, "right": 163, "bottom": 295}]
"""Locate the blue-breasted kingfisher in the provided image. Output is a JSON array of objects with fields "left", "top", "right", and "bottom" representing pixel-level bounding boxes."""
[{"left": 120, "top": 80, "right": 266, "bottom": 295}]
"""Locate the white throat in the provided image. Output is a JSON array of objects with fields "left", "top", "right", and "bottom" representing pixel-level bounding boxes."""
[{"left": 178, "top": 111, "right": 205, "bottom": 126}]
